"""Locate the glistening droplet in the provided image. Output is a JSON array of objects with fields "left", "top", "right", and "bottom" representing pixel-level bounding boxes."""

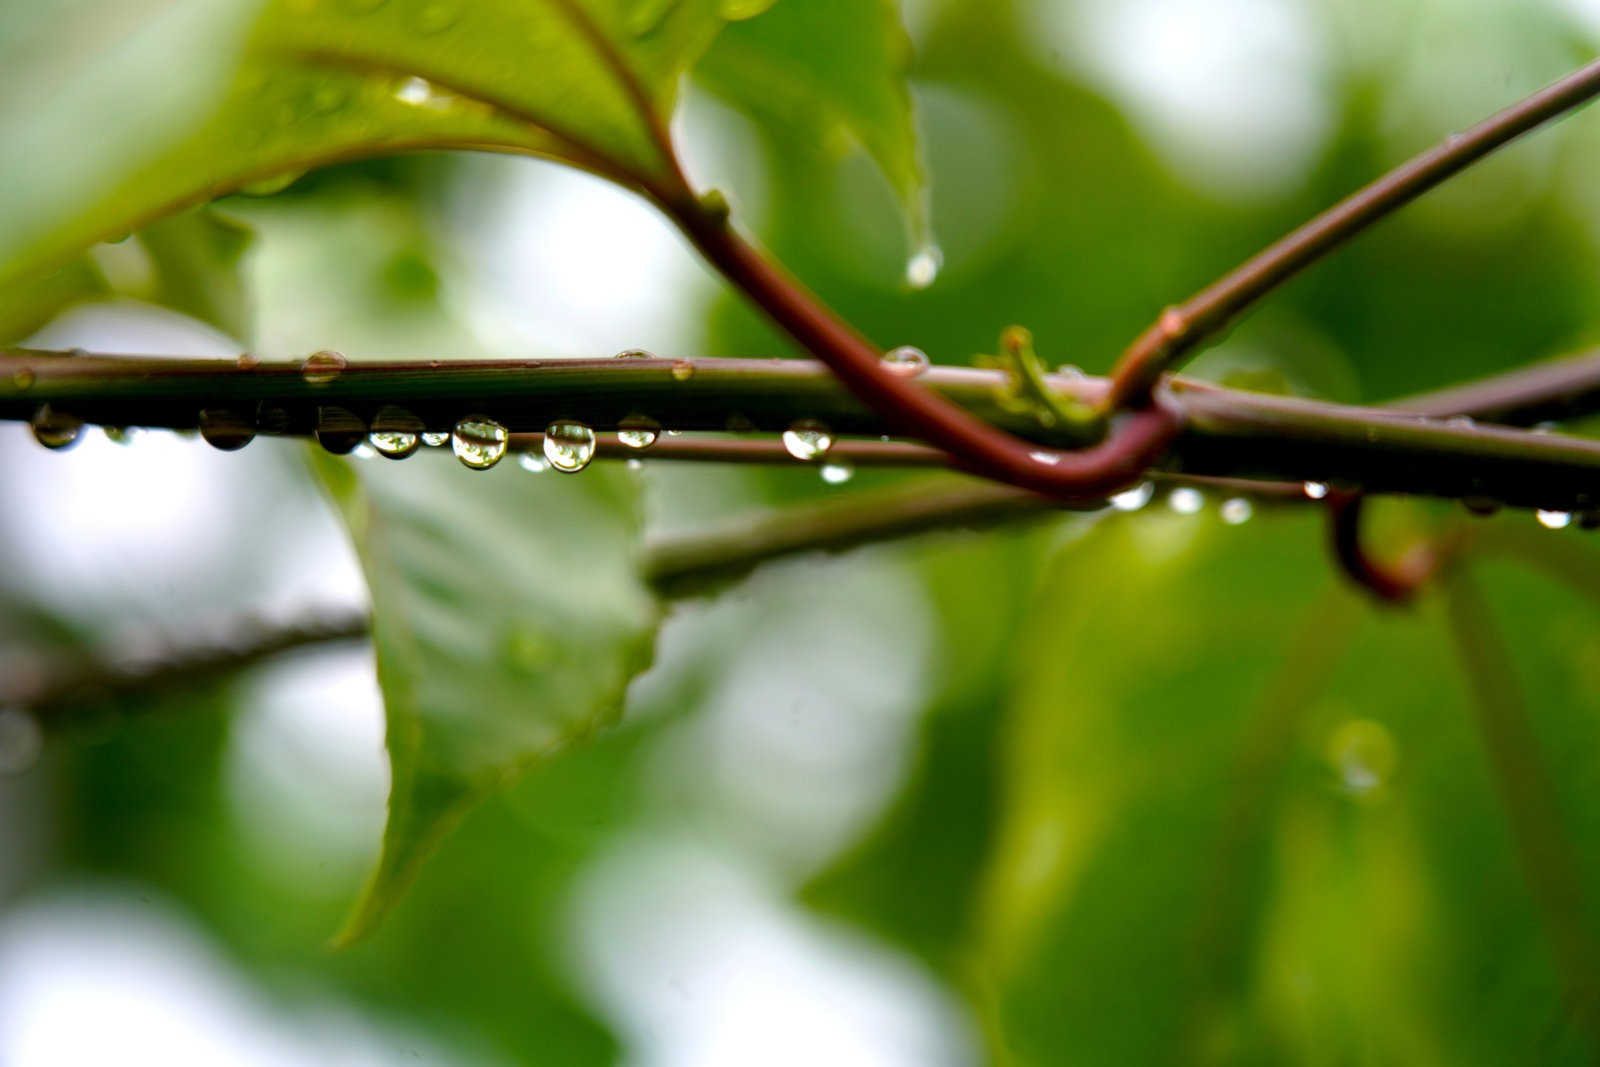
[
  {"left": 1303, "top": 481, "right": 1329, "bottom": 500},
  {"left": 198, "top": 408, "right": 255, "bottom": 451},
  {"left": 782, "top": 419, "right": 833, "bottom": 461},
  {"left": 30, "top": 405, "right": 82, "bottom": 451},
  {"left": 905, "top": 243, "right": 943, "bottom": 289},
  {"left": 617, "top": 414, "right": 660, "bottom": 450},
  {"left": 421, "top": 431, "right": 450, "bottom": 447},
  {"left": 453, "top": 416, "right": 508, "bottom": 470},
  {"left": 1537, "top": 509, "right": 1574, "bottom": 530},
  {"left": 881, "top": 345, "right": 929, "bottom": 377},
  {"left": 543, "top": 420, "right": 597, "bottom": 473},
  {"left": 1168, "top": 487, "right": 1204, "bottom": 515},
  {"left": 670, "top": 360, "right": 695, "bottom": 382},
  {"left": 1220, "top": 497, "right": 1253, "bottom": 525},
  {"left": 1110, "top": 482, "right": 1154, "bottom": 512},
  {"left": 103, "top": 426, "right": 138, "bottom": 446},
  {"left": 820, "top": 461, "right": 854, "bottom": 485},
  {"left": 614, "top": 347, "right": 655, "bottom": 360},
  {"left": 300, "top": 349, "right": 347, "bottom": 385},
  {"left": 369, "top": 405, "right": 422, "bottom": 459},
  {"left": 316, "top": 406, "right": 367, "bottom": 455}
]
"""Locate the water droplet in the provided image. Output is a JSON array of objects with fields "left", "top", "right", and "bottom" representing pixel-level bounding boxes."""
[
  {"left": 881, "top": 345, "right": 929, "bottom": 377},
  {"left": 1110, "top": 481, "right": 1154, "bottom": 512},
  {"left": 395, "top": 75, "right": 438, "bottom": 106},
  {"left": 1462, "top": 496, "right": 1500, "bottom": 518},
  {"left": 103, "top": 426, "right": 138, "bottom": 446},
  {"left": 412, "top": 1, "right": 460, "bottom": 33},
  {"left": 1220, "top": 497, "right": 1253, "bottom": 525},
  {"left": 198, "top": 408, "right": 255, "bottom": 451},
  {"left": 235, "top": 352, "right": 260, "bottom": 370},
  {"left": 1303, "top": 481, "right": 1329, "bottom": 500},
  {"left": 820, "top": 461, "right": 855, "bottom": 485},
  {"left": 1169, "top": 487, "right": 1204, "bottom": 515},
  {"left": 670, "top": 360, "right": 695, "bottom": 382},
  {"left": 369, "top": 405, "right": 422, "bottom": 459},
  {"left": 1537, "top": 509, "right": 1574, "bottom": 530},
  {"left": 30, "top": 405, "right": 82, "bottom": 451},
  {"left": 617, "top": 414, "right": 660, "bottom": 450},
  {"left": 782, "top": 419, "right": 833, "bottom": 461},
  {"left": 615, "top": 347, "right": 656, "bottom": 360},
  {"left": 1445, "top": 415, "right": 1475, "bottom": 429},
  {"left": 11, "top": 367, "right": 35, "bottom": 390},
  {"left": 543, "top": 420, "right": 596, "bottom": 473},
  {"left": 300, "top": 349, "right": 347, "bottom": 385},
  {"left": 518, "top": 451, "right": 549, "bottom": 473},
  {"left": 905, "top": 243, "right": 943, "bottom": 289},
  {"left": 1328, "top": 718, "right": 1396, "bottom": 796},
  {"left": 1057, "top": 364, "right": 1085, "bottom": 379},
  {"left": 453, "top": 416, "right": 508, "bottom": 470},
  {"left": 316, "top": 406, "right": 368, "bottom": 455},
  {"left": 421, "top": 431, "right": 450, "bottom": 447},
  {"left": 0, "top": 708, "right": 43, "bottom": 776}
]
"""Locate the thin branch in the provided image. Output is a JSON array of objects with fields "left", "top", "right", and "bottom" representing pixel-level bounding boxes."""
[
  {"left": 1325, "top": 493, "right": 1441, "bottom": 604},
  {"left": 1106, "top": 57, "right": 1600, "bottom": 409},
  {"left": 1442, "top": 570, "right": 1600, "bottom": 1046},
  {"left": 9, "top": 350, "right": 1600, "bottom": 511},
  {"left": 10, "top": 610, "right": 369, "bottom": 728}
]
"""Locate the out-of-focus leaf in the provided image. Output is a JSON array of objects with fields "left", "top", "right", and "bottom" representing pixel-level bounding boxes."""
[
  {"left": 136, "top": 207, "right": 256, "bottom": 343},
  {"left": 0, "top": 0, "right": 773, "bottom": 303},
  {"left": 311, "top": 452, "right": 659, "bottom": 942},
  {"left": 0, "top": 256, "right": 107, "bottom": 345},
  {"left": 698, "top": 0, "right": 930, "bottom": 253}
]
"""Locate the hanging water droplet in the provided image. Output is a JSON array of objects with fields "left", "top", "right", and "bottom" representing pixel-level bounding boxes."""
[
  {"left": 881, "top": 345, "right": 929, "bottom": 377},
  {"left": 1168, "top": 487, "right": 1204, "bottom": 515},
  {"left": 30, "top": 405, "right": 82, "bottom": 451},
  {"left": 543, "top": 420, "right": 596, "bottom": 473},
  {"left": 421, "top": 431, "right": 450, "bottom": 447},
  {"left": 1110, "top": 481, "right": 1154, "bottom": 512},
  {"left": 453, "top": 416, "right": 509, "bottom": 470},
  {"left": 820, "top": 461, "right": 855, "bottom": 485},
  {"left": 300, "top": 349, "right": 347, "bottom": 385},
  {"left": 519, "top": 451, "right": 549, "bottom": 473},
  {"left": 617, "top": 414, "right": 660, "bottom": 450},
  {"left": 670, "top": 360, "right": 695, "bottom": 382},
  {"left": 11, "top": 367, "right": 35, "bottom": 390},
  {"left": 1537, "top": 509, "right": 1574, "bottom": 530},
  {"left": 782, "top": 419, "right": 833, "bottom": 461},
  {"left": 1220, "top": 497, "right": 1253, "bottom": 525},
  {"left": 103, "top": 426, "right": 138, "bottom": 446},
  {"left": 0, "top": 708, "right": 43, "bottom": 776},
  {"left": 1303, "top": 481, "right": 1329, "bottom": 500},
  {"left": 315, "top": 406, "right": 367, "bottom": 455},
  {"left": 1462, "top": 496, "right": 1500, "bottom": 518},
  {"left": 369, "top": 406, "right": 422, "bottom": 459},
  {"left": 198, "top": 408, "right": 256, "bottom": 451},
  {"left": 615, "top": 347, "right": 656, "bottom": 359},
  {"left": 905, "top": 243, "right": 943, "bottom": 289}
]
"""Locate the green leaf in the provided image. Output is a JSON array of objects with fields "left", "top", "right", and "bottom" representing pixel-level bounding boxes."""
[
  {"left": 311, "top": 451, "right": 660, "bottom": 942},
  {"left": 697, "top": 0, "right": 931, "bottom": 253},
  {"left": 136, "top": 207, "right": 257, "bottom": 343},
  {"left": 0, "top": 0, "right": 771, "bottom": 303}
]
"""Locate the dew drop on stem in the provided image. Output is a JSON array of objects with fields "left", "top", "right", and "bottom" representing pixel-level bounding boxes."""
[
  {"left": 1536, "top": 509, "right": 1573, "bottom": 530},
  {"left": 615, "top": 348, "right": 656, "bottom": 360},
  {"left": 782, "top": 420, "right": 833, "bottom": 461},
  {"left": 1109, "top": 481, "right": 1154, "bottom": 512},
  {"left": 421, "top": 431, "right": 450, "bottom": 447},
  {"left": 670, "top": 360, "right": 695, "bottom": 382},
  {"left": 1220, "top": 497, "right": 1253, "bottom": 525},
  {"left": 369, "top": 405, "right": 423, "bottom": 459},
  {"left": 453, "top": 416, "right": 509, "bottom": 470},
  {"left": 1303, "top": 481, "right": 1329, "bottom": 500},
  {"left": 543, "top": 421, "right": 596, "bottom": 473},
  {"left": 881, "top": 345, "right": 929, "bottom": 377},
  {"left": 1168, "top": 487, "right": 1204, "bottom": 515},
  {"left": 300, "top": 349, "right": 347, "bottom": 385},
  {"left": 616, "top": 414, "right": 660, "bottom": 450},
  {"left": 315, "top": 406, "right": 367, "bottom": 455},
  {"left": 30, "top": 405, "right": 82, "bottom": 451}
]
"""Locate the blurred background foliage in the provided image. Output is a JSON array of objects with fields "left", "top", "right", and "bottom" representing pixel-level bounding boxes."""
[{"left": 3, "top": 0, "right": 1600, "bottom": 1063}]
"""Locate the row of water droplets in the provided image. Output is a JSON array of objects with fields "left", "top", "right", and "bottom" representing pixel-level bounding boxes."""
[{"left": 15, "top": 347, "right": 1597, "bottom": 517}]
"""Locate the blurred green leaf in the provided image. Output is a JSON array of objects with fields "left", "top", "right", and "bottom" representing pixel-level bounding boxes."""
[
  {"left": 0, "top": 0, "right": 772, "bottom": 304},
  {"left": 136, "top": 207, "right": 257, "bottom": 342},
  {"left": 311, "top": 452, "right": 659, "bottom": 942},
  {"left": 698, "top": 0, "right": 930, "bottom": 250}
]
